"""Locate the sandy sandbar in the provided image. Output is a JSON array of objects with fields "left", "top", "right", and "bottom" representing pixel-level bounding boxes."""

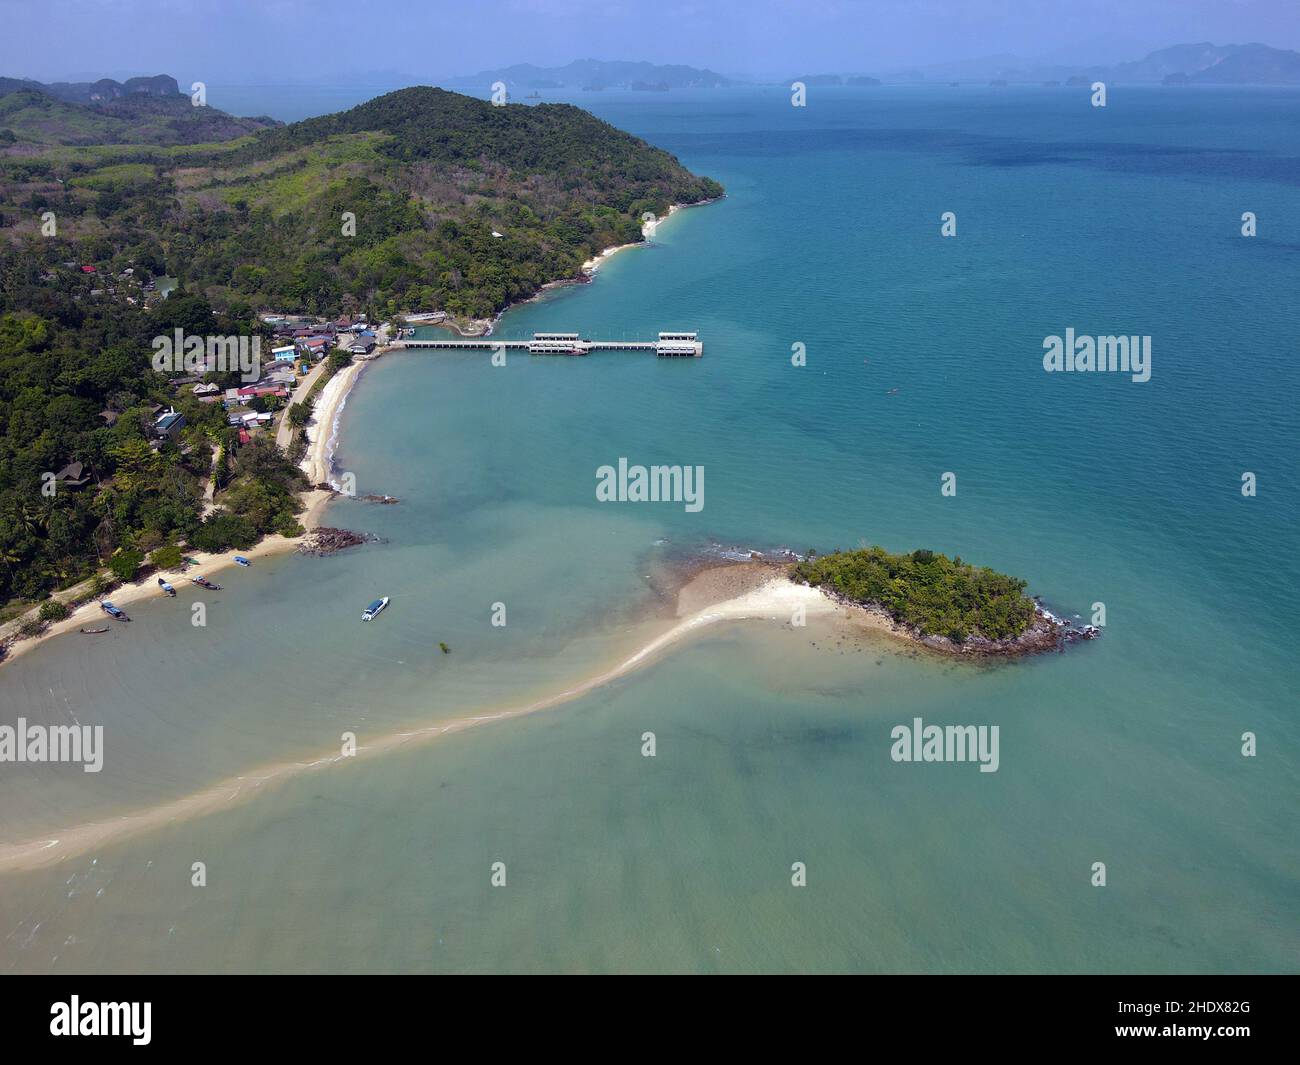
[{"left": 0, "top": 568, "right": 835, "bottom": 873}]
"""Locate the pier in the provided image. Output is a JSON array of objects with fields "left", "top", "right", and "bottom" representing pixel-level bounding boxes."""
[{"left": 394, "top": 331, "right": 703, "bottom": 357}]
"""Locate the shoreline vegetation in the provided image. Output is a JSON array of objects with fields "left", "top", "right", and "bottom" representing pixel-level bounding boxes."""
[{"left": 415, "top": 199, "right": 700, "bottom": 338}]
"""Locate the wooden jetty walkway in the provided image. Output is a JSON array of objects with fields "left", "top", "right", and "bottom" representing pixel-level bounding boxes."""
[{"left": 394, "top": 331, "right": 703, "bottom": 357}]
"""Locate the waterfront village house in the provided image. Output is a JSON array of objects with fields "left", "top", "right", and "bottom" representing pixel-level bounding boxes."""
[
  {"left": 54, "top": 461, "right": 91, "bottom": 490},
  {"left": 272, "top": 345, "right": 296, "bottom": 362},
  {"left": 237, "top": 385, "right": 287, "bottom": 399},
  {"left": 263, "top": 368, "right": 296, "bottom": 388},
  {"left": 153, "top": 408, "right": 186, "bottom": 441}
]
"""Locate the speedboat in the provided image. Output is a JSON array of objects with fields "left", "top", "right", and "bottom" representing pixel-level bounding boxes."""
[
  {"left": 361, "top": 596, "right": 390, "bottom": 622},
  {"left": 100, "top": 601, "right": 130, "bottom": 621},
  {"left": 158, "top": 578, "right": 176, "bottom": 596},
  {"left": 233, "top": 556, "right": 251, "bottom": 567}
]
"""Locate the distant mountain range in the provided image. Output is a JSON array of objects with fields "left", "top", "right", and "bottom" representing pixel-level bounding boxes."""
[
  {"left": 0, "top": 73, "right": 182, "bottom": 104},
  {"left": 789, "top": 42, "right": 1300, "bottom": 87},
  {"left": 450, "top": 44, "right": 1300, "bottom": 92},
  {"left": 442, "top": 60, "right": 735, "bottom": 92},
  {"left": 0, "top": 74, "right": 277, "bottom": 146},
  {"left": 1135, "top": 42, "right": 1300, "bottom": 85},
  {"left": 910, "top": 42, "right": 1300, "bottom": 86}
]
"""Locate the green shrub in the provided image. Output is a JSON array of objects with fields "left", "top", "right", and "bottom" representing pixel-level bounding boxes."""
[
  {"left": 108, "top": 548, "right": 145, "bottom": 582},
  {"left": 150, "top": 544, "right": 184, "bottom": 571},
  {"left": 39, "top": 599, "right": 70, "bottom": 622},
  {"left": 273, "top": 514, "right": 304, "bottom": 538},
  {"left": 188, "top": 513, "right": 259, "bottom": 552}
]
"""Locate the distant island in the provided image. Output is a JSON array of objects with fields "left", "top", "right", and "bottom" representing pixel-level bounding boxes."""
[
  {"left": 782, "top": 41, "right": 1300, "bottom": 87},
  {"left": 1149, "top": 42, "right": 1300, "bottom": 85},
  {"left": 422, "top": 41, "right": 1300, "bottom": 93},
  {"left": 789, "top": 74, "right": 881, "bottom": 87},
  {"left": 443, "top": 60, "right": 735, "bottom": 92},
  {"left": 919, "top": 41, "right": 1300, "bottom": 86},
  {"left": 790, "top": 546, "right": 1096, "bottom": 656}
]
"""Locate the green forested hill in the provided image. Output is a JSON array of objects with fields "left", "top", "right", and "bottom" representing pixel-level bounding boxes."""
[
  {"left": 2, "top": 86, "right": 722, "bottom": 319},
  {"left": 0, "top": 87, "right": 278, "bottom": 146}
]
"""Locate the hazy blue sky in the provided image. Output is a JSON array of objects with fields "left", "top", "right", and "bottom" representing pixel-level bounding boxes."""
[{"left": 4, "top": 0, "right": 1298, "bottom": 83}]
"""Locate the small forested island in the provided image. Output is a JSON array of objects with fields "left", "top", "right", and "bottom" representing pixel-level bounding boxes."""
[{"left": 790, "top": 546, "right": 1095, "bottom": 656}]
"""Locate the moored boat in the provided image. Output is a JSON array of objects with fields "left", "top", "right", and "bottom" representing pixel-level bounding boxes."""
[
  {"left": 233, "top": 556, "right": 251, "bottom": 567},
  {"left": 191, "top": 576, "right": 222, "bottom": 590},
  {"left": 361, "top": 596, "right": 390, "bottom": 622},
  {"left": 158, "top": 578, "right": 176, "bottom": 596},
  {"left": 100, "top": 601, "right": 130, "bottom": 621}
]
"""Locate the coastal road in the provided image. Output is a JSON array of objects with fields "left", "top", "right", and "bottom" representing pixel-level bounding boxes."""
[{"left": 275, "top": 358, "right": 330, "bottom": 451}]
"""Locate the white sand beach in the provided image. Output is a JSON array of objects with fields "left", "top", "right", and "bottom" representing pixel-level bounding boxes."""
[
  {"left": 0, "top": 500, "right": 333, "bottom": 670},
  {"left": 581, "top": 203, "right": 683, "bottom": 273},
  {"left": 302, "top": 360, "right": 366, "bottom": 487}
]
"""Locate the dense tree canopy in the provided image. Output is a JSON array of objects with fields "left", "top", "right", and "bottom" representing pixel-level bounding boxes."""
[
  {"left": 2, "top": 86, "right": 724, "bottom": 320},
  {"left": 0, "top": 282, "right": 303, "bottom": 604},
  {"left": 792, "top": 546, "right": 1038, "bottom": 641}
]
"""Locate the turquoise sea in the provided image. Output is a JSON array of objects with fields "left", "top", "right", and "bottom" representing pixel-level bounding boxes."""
[{"left": 1, "top": 85, "right": 1297, "bottom": 973}]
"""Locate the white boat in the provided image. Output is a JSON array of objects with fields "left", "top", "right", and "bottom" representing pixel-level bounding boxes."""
[{"left": 361, "top": 596, "right": 390, "bottom": 622}]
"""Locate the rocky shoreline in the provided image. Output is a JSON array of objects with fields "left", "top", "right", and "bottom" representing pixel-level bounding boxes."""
[
  {"left": 807, "top": 580, "right": 1099, "bottom": 658},
  {"left": 298, "top": 527, "right": 380, "bottom": 556}
]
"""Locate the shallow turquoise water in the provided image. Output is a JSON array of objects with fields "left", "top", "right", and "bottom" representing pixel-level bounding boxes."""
[{"left": 0, "top": 86, "right": 1296, "bottom": 972}]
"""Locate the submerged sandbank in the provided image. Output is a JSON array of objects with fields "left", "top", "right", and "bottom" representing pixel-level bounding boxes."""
[{"left": 0, "top": 569, "right": 832, "bottom": 874}]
